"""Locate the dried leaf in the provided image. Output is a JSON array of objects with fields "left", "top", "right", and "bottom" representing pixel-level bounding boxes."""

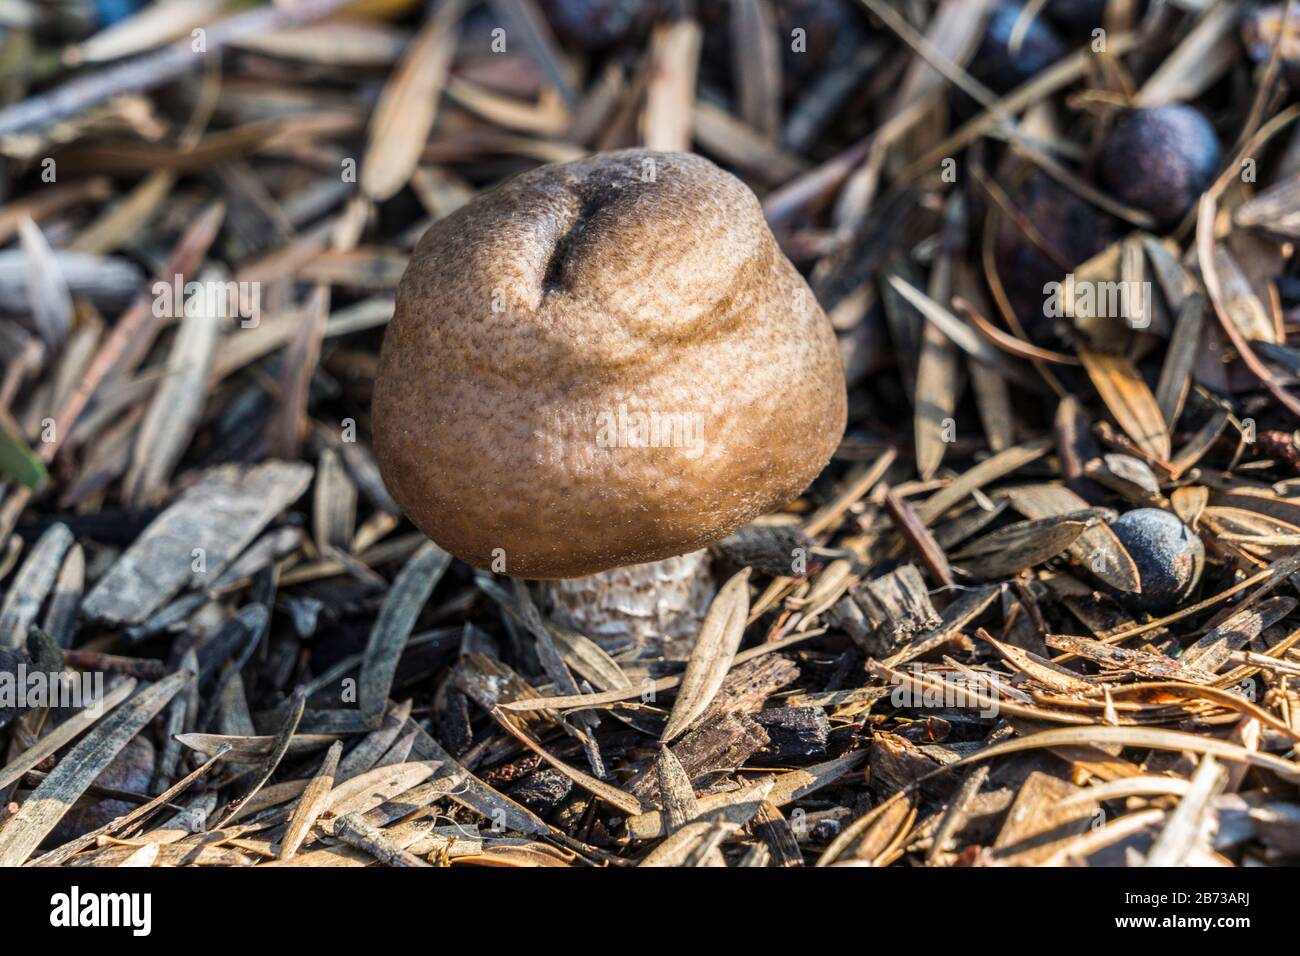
[
  {"left": 1078, "top": 348, "right": 1171, "bottom": 462},
  {"left": 491, "top": 707, "right": 642, "bottom": 815},
  {"left": 0, "top": 522, "right": 73, "bottom": 648},
  {"left": 359, "top": 541, "right": 450, "bottom": 727},
  {"left": 17, "top": 217, "right": 73, "bottom": 349},
  {"left": 916, "top": 438, "right": 1052, "bottom": 525},
  {"left": 0, "top": 677, "right": 137, "bottom": 792},
  {"left": 122, "top": 268, "right": 223, "bottom": 507},
  {"left": 952, "top": 514, "right": 1093, "bottom": 580},
  {"left": 361, "top": 0, "right": 464, "bottom": 201},
  {"left": 1144, "top": 755, "right": 1227, "bottom": 866},
  {"left": 176, "top": 731, "right": 341, "bottom": 763},
  {"left": 280, "top": 740, "right": 344, "bottom": 859},
  {"left": 1002, "top": 484, "right": 1138, "bottom": 592},
  {"left": 660, "top": 569, "right": 751, "bottom": 742},
  {"left": 1136, "top": 1, "right": 1240, "bottom": 106}
]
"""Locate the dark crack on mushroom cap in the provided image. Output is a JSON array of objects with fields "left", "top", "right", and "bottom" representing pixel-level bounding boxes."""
[{"left": 373, "top": 150, "right": 847, "bottom": 579}]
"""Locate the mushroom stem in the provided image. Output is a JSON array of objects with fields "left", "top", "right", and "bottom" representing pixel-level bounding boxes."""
[{"left": 534, "top": 550, "right": 715, "bottom": 659}]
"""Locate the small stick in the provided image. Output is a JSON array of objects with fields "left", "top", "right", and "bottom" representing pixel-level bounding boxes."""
[
  {"left": 327, "top": 812, "right": 432, "bottom": 867},
  {"left": 62, "top": 649, "right": 165, "bottom": 679},
  {"left": 884, "top": 488, "right": 954, "bottom": 588}
]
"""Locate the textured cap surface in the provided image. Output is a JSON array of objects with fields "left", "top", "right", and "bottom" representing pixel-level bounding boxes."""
[{"left": 373, "top": 149, "right": 846, "bottom": 578}]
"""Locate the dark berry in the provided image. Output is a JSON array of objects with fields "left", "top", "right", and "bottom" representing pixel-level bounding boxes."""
[
  {"left": 50, "top": 735, "right": 156, "bottom": 843},
  {"left": 1109, "top": 508, "right": 1205, "bottom": 615},
  {"left": 699, "top": 0, "right": 873, "bottom": 95},
  {"left": 541, "top": 0, "right": 655, "bottom": 50},
  {"left": 774, "top": 0, "right": 874, "bottom": 87},
  {"left": 993, "top": 173, "right": 1120, "bottom": 345},
  {"left": 1047, "top": 0, "right": 1149, "bottom": 35},
  {"left": 972, "top": 1, "right": 1069, "bottom": 94},
  {"left": 96, "top": 0, "right": 144, "bottom": 28},
  {"left": 1097, "top": 104, "right": 1221, "bottom": 227}
]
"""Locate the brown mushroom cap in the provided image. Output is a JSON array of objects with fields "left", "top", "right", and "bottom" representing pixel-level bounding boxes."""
[{"left": 373, "top": 149, "right": 846, "bottom": 579}]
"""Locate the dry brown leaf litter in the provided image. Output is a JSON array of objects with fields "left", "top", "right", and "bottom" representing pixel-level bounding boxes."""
[{"left": 0, "top": 0, "right": 1299, "bottom": 868}]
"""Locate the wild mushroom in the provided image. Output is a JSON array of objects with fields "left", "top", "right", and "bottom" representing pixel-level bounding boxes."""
[{"left": 373, "top": 149, "right": 846, "bottom": 655}]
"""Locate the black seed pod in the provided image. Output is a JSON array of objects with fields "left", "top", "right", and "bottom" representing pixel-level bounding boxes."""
[
  {"left": 541, "top": 0, "right": 655, "bottom": 50},
  {"left": 50, "top": 736, "right": 157, "bottom": 843},
  {"left": 1097, "top": 104, "right": 1221, "bottom": 227},
  {"left": 699, "top": 0, "right": 873, "bottom": 94},
  {"left": 972, "top": 1, "right": 1069, "bottom": 94},
  {"left": 993, "top": 173, "right": 1120, "bottom": 346},
  {"left": 1047, "top": 0, "right": 1149, "bottom": 35},
  {"left": 1110, "top": 508, "right": 1205, "bottom": 615}
]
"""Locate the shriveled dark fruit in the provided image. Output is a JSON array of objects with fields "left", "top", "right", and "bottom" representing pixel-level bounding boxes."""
[
  {"left": 1097, "top": 104, "right": 1221, "bottom": 227},
  {"left": 972, "top": 1, "right": 1069, "bottom": 94},
  {"left": 1047, "top": 0, "right": 1149, "bottom": 34},
  {"left": 541, "top": 0, "right": 655, "bottom": 50},
  {"left": 700, "top": 0, "right": 873, "bottom": 93},
  {"left": 49, "top": 735, "right": 156, "bottom": 844},
  {"left": 506, "top": 767, "right": 573, "bottom": 816},
  {"left": 1109, "top": 508, "right": 1205, "bottom": 615},
  {"left": 993, "top": 173, "right": 1120, "bottom": 345}
]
